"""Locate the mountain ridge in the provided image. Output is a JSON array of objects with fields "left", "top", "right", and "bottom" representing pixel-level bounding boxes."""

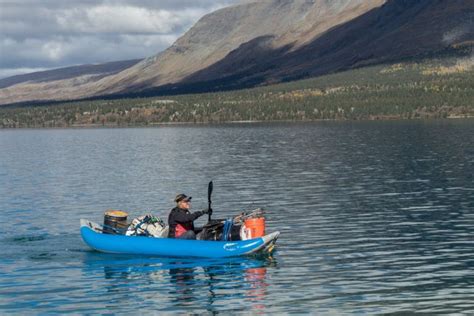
[{"left": 0, "top": 59, "right": 142, "bottom": 89}]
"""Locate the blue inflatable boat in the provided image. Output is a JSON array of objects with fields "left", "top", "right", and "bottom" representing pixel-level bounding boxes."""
[{"left": 80, "top": 219, "right": 280, "bottom": 258}]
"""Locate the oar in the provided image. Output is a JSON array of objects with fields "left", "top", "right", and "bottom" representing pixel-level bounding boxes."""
[{"left": 207, "top": 181, "right": 213, "bottom": 222}]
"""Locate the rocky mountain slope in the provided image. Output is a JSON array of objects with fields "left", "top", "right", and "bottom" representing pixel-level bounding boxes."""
[
  {"left": 1, "top": 0, "right": 473, "bottom": 105},
  {"left": 94, "top": 0, "right": 386, "bottom": 95}
]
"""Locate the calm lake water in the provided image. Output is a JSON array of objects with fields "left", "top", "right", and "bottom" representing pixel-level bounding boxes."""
[{"left": 1, "top": 120, "right": 473, "bottom": 314}]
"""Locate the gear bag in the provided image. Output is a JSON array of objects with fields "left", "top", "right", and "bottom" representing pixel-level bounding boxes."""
[{"left": 125, "top": 214, "right": 166, "bottom": 238}]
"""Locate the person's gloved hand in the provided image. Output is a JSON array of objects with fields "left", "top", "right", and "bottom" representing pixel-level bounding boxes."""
[{"left": 202, "top": 208, "right": 213, "bottom": 215}]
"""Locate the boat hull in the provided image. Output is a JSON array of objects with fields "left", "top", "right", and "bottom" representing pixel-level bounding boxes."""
[{"left": 80, "top": 220, "right": 279, "bottom": 258}]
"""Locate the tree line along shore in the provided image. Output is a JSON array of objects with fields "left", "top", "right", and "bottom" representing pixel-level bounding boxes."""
[{"left": 1, "top": 56, "right": 473, "bottom": 128}]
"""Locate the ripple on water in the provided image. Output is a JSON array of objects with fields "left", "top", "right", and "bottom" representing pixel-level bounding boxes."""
[{"left": 1, "top": 121, "right": 474, "bottom": 313}]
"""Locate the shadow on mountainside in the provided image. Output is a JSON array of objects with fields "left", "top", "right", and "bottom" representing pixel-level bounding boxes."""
[{"left": 177, "top": 0, "right": 474, "bottom": 91}]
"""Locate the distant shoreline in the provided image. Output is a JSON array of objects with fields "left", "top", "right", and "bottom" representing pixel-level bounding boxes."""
[{"left": 1, "top": 116, "right": 473, "bottom": 130}]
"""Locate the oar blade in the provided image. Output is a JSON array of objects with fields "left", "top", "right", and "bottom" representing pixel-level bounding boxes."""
[{"left": 208, "top": 181, "right": 213, "bottom": 202}]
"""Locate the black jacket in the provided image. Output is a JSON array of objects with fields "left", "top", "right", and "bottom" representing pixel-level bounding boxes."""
[{"left": 168, "top": 207, "right": 204, "bottom": 238}]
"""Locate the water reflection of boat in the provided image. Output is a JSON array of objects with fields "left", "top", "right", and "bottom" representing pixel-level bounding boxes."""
[
  {"left": 82, "top": 252, "right": 276, "bottom": 312},
  {"left": 80, "top": 219, "right": 279, "bottom": 258}
]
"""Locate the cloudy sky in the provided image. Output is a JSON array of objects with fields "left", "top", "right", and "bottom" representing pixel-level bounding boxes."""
[{"left": 0, "top": 0, "right": 240, "bottom": 79}]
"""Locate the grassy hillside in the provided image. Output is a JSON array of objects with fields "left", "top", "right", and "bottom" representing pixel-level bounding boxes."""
[{"left": 1, "top": 53, "right": 473, "bottom": 128}]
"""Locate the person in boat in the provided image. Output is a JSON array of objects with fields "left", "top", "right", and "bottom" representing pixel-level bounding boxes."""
[{"left": 168, "top": 193, "right": 211, "bottom": 239}]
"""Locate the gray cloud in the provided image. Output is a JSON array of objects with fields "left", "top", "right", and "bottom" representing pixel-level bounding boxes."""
[{"left": 0, "top": 0, "right": 240, "bottom": 78}]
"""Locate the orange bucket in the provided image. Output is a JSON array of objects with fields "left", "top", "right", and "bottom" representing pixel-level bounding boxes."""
[{"left": 244, "top": 217, "right": 265, "bottom": 239}]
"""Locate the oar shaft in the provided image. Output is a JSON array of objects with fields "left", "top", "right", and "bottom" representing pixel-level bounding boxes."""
[{"left": 208, "top": 181, "right": 213, "bottom": 222}]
